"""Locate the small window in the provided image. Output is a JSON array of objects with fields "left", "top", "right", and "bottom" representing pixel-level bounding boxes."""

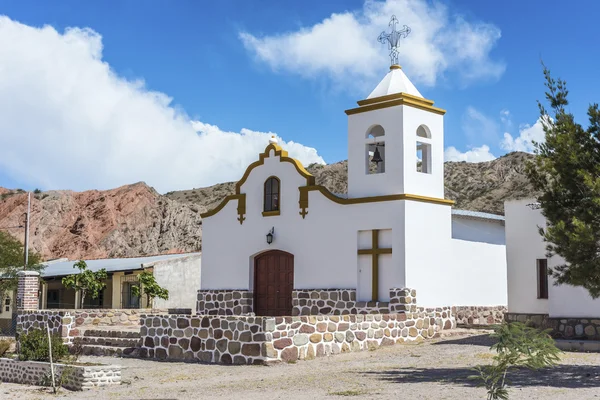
[
  {"left": 264, "top": 177, "right": 280, "bottom": 212},
  {"left": 537, "top": 259, "right": 548, "bottom": 299}
]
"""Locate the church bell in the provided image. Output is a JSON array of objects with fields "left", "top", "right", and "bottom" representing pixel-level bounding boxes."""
[{"left": 371, "top": 146, "right": 383, "bottom": 164}]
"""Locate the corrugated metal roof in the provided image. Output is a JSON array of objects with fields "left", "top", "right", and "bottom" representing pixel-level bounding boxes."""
[
  {"left": 451, "top": 209, "right": 505, "bottom": 222},
  {"left": 40, "top": 253, "right": 200, "bottom": 278}
]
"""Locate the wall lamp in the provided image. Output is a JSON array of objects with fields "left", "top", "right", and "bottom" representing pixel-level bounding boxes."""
[{"left": 266, "top": 227, "right": 275, "bottom": 245}]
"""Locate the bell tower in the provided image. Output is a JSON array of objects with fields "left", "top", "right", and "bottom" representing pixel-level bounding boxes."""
[{"left": 345, "top": 18, "right": 446, "bottom": 199}]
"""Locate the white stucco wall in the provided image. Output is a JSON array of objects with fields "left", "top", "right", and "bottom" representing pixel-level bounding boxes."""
[
  {"left": 148, "top": 254, "right": 201, "bottom": 311},
  {"left": 505, "top": 199, "right": 600, "bottom": 317},
  {"left": 201, "top": 149, "right": 406, "bottom": 293},
  {"left": 403, "top": 201, "right": 507, "bottom": 307},
  {"left": 452, "top": 217, "right": 505, "bottom": 245},
  {"left": 505, "top": 199, "right": 548, "bottom": 314}
]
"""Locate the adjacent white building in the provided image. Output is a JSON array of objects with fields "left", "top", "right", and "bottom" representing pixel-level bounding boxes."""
[
  {"left": 198, "top": 64, "right": 507, "bottom": 317},
  {"left": 505, "top": 199, "right": 600, "bottom": 340}
]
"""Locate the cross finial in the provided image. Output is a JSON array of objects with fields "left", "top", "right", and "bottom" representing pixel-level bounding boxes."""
[{"left": 378, "top": 15, "right": 411, "bottom": 67}]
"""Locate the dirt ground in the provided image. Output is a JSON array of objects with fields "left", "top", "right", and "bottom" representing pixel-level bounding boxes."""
[{"left": 3, "top": 332, "right": 600, "bottom": 400}]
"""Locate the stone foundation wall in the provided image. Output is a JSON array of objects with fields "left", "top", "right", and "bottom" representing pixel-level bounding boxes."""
[
  {"left": 139, "top": 315, "right": 269, "bottom": 364},
  {"left": 291, "top": 288, "right": 417, "bottom": 316},
  {"left": 506, "top": 313, "right": 600, "bottom": 341},
  {"left": 454, "top": 306, "right": 507, "bottom": 326},
  {"left": 196, "top": 290, "right": 253, "bottom": 315},
  {"left": 138, "top": 307, "right": 455, "bottom": 365},
  {"left": 267, "top": 309, "right": 454, "bottom": 362},
  {"left": 0, "top": 358, "right": 121, "bottom": 390}
]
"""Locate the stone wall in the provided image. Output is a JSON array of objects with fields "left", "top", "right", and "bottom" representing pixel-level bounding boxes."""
[
  {"left": 506, "top": 313, "right": 600, "bottom": 341},
  {"left": 454, "top": 306, "right": 507, "bottom": 326},
  {"left": 196, "top": 290, "right": 253, "bottom": 315},
  {"left": 291, "top": 289, "right": 392, "bottom": 315},
  {"left": 191, "top": 287, "right": 418, "bottom": 317},
  {"left": 138, "top": 306, "right": 455, "bottom": 365},
  {"left": 17, "top": 309, "right": 167, "bottom": 344},
  {"left": 139, "top": 315, "right": 268, "bottom": 364},
  {"left": 0, "top": 358, "right": 121, "bottom": 390}
]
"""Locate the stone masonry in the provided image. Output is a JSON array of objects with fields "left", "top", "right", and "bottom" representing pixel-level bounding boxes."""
[
  {"left": 454, "top": 306, "right": 507, "bottom": 326},
  {"left": 291, "top": 288, "right": 417, "bottom": 315},
  {"left": 140, "top": 297, "right": 456, "bottom": 365},
  {"left": 506, "top": 313, "right": 600, "bottom": 341},
  {"left": 0, "top": 358, "right": 121, "bottom": 390},
  {"left": 16, "top": 271, "right": 39, "bottom": 310},
  {"left": 196, "top": 290, "right": 253, "bottom": 315},
  {"left": 17, "top": 309, "right": 161, "bottom": 344}
]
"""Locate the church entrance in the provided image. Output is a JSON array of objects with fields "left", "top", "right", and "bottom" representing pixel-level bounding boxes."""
[{"left": 254, "top": 250, "right": 294, "bottom": 316}]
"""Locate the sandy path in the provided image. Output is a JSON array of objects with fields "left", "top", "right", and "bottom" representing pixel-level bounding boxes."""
[{"left": 3, "top": 333, "right": 599, "bottom": 400}]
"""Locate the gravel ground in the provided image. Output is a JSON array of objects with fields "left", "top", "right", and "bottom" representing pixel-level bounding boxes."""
[{"left": 3, "top": 332, "right": 600, "bottom": 400}]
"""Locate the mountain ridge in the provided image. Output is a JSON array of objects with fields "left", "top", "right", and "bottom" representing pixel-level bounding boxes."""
[{"left": 0, "top": 151, "right": 537, "bottom": 260}]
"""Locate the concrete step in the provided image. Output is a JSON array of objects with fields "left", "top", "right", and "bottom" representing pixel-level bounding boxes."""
[
  {"left": 74, "top": 336, "right": 140, "bottom": 348},
  {"left": 78, "top": 344, "right": 140, "bottom": 357},
  {"left": 83, "top": 329, "right": 140, "bottom": 339}
]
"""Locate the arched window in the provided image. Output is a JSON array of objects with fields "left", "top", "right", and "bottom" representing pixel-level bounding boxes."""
[
  {"left": 416, "top": 125, "right": 432, "bottom": 174},
  {"left": 264, "top": 177, "right": 280, "bottom": 213},
  {"left": 365, "top": 124, "right": 385, "bottom": 175}
]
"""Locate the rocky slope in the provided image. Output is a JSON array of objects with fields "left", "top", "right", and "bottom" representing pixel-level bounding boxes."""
[
  {"left": 0, "top": 151, "right": 537, "bottom": 260},
  {"left": 0, "top": 183, "right": 202, "bottom": 260},
  {"left": 167, "top": 151, "right": 538, "bottom": 215}
]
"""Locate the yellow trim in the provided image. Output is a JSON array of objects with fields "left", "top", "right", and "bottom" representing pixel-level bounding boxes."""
[
  {"left": 235, "top": 143, "right": 315, "bottom": 194},
  {"left": 390, "top": 64, "right": 401, "bottom": 70},
  {"left": 297, "top": 185, "right": 453, "bottom": 218},
  {"left": 357, "top": 92, "right": 434, "bottom": 107},
  {"left": 200, "top": 193, "right": 246, "bottom": 221},
  {"left": 348, "top": 93, "right": 445, "bottom": 116},
  {"left": 262, "top": 210, "right": 280, "bottom": 217}
]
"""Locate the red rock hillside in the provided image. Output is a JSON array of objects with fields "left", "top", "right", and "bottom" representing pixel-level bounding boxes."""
[{"left": 0, "top": 183, "right": 202, "bottom": 260}]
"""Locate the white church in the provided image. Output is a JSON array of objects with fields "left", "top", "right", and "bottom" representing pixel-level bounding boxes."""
[{"left": 198, "top": 61, "right": 507, "bottom": 318}]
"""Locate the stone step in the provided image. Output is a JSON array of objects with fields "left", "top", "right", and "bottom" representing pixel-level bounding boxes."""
[
  {"left": 83, "top": 329, "right": 141, "bottom": 339},
  {"left": 74, "top": 336, "right": 140, "bottom": 348},
  {"left": 79, "top": 344, "right": 140, "bottom": 357}
]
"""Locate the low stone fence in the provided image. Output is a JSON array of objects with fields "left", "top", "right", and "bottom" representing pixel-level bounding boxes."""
[
  {"left": 139, "top": 306, "right": 455, "bottom": 365},
  {"left": 0, "top": 358, "right": 121, "bottom": 390},
  {"left": 506, "top": 313, "right": 600, "bottom": 341},
  {"left": 17, "top": 309, "right": 168, "bottom": 344},
  {"left": 454, "top": 306, "right": 507, "bottom": 326}
]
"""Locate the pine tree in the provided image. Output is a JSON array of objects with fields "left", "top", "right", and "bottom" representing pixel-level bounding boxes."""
[{"left": 526, "top": 65, "right": 600, "bottom": 298}]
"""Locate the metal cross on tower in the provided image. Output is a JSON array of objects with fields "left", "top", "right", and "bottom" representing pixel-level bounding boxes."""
[{"left": 378, "top": 15, "right": 411, "bottom": 66}]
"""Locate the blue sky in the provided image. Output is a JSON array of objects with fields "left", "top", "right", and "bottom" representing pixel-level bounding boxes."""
[{"left": 0, "top": 0, "right": 598, "bottom": 192}]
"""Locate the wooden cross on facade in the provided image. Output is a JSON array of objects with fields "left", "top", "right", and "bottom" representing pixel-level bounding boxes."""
[{"left": 358, "top": 229, "right": 392, "bottom": 301}]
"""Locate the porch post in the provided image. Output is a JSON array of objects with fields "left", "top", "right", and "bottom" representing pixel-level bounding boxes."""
[{"left": 16, "top": 271, "right": 40, "bottom": 310}]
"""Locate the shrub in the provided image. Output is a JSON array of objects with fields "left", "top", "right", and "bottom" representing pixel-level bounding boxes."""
[
  {"left": 0, "top": 339, "right": 11, "bottom": 357},
  {"left": 472, "top": 322, "right": 561, "bottom": 399},
  {"left": 33, "top": 188, "right": 42, "bottom": 194},
  {"left": 19, "top": 329, "right": 69, "bottom": 362}
]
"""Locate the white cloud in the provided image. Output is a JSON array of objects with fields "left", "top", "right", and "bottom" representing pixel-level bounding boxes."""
[
  {"left": 240, "top": 0, "right": 504, "bottom": 91},
  {"left": 0, "top": 17, "right": 324, "bottom": 193},
  {"left": 461, "top": 106, "right": 500, "bottom": 144},
  {"left": 501, "top": 117, "right": 546, "bottom": 153},
  {"left": 444, "top": 145, "right": 496, "bottom": 163}
]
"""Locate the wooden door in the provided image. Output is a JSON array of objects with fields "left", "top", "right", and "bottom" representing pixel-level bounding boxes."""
[{"left": 254, "top": 250, "right": 294, "bottom": 316}]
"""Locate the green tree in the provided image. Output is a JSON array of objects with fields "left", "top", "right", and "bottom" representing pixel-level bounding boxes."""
[
  {"left": 61, "top": 260, "right": 107, "bottom": 308},
  {"left": 0, "top": 231, "right": 43, "bottom": 302},
  {"left": 473, "top": 322, "right": 561, "bottom": 400},
  {"left": 131, "top": 271, "right": 168, "bottom": 308},
  {"left": 526, "top": 65, "right": 600, "bottom": 297}
]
